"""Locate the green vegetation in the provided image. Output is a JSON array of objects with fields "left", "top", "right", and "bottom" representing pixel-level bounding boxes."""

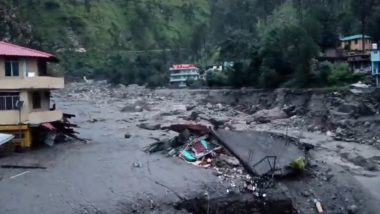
[
  {"left": 211, "top": 0, "right": 380, "bottom": 88},
  {"left": 0, "top": 0, "right": 210, "bottom": 85},
  {"left": 289, "top": 157, "right": 306, "bottom": 171},
  {"left": 1, "top": 0, "right": 380, "bottom": 88}
]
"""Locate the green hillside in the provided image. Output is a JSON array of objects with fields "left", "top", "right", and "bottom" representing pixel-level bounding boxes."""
[
  {"left": 0, "top": 0, "right": 210, "bottom": 79},
  {"left": 1, "top": 0, "right": 380, "bottom": 87}
]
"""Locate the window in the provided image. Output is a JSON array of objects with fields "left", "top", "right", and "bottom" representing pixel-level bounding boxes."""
[
  {"left": 5, "top": 61, "right": 19, "bottom": 77},
  {"left": 0, "top": 92, "right": 20, "bottom": 110},
  {"left": 32, "top": 92, "right": 41, "bottom": 109}
]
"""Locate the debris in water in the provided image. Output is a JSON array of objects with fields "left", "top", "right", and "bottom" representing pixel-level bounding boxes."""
[
  {"left": 132, "top": 162, "right": 143, "bottom": 168},
  {"left": 10, "top": 171, "right": 31, "bottom": 179},
  {"left": 1, "top": 165, "right": 47, "bottom": 169}
]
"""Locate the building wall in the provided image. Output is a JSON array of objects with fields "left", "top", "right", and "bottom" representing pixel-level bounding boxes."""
[
  {"left": 371, "top": 50, "right": 380, "bottom": 62},
  {"left": 341, "top": 39, "right": 372, "bottom": 51},
  {"left": 0, "top": 56, "right": 63, "bottom": 126},
  {"left": 0, "top": 91, "right": 30, "bottom": 125},
  {"left": 372, "top": 62, "right": 379, "bottom": 75},
  {"left": 0, "top": 57, "right": 41, "bottom": 79},
  {"left": 0, "top": 90, "right": 52, "bottom": 125},
  {"left": 26, "top": 60, "right": 39, "bottom": 76}
]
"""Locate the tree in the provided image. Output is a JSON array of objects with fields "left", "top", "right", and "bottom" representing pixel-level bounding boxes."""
[
  {"left": 351, "top": 0, "right": 377, "bottom": 52},
  {"left": 256, "top": 3, "right": 319, "bottom": 87}
]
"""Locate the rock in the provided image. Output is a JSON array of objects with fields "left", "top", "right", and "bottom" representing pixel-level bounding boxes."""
[
  {"left": 216, "top": 103, "right": 223, "bottom": 110},
  {"left": 186, "top": 105, "right": 196, "bottom": 111},
  {"left": 256, "top": 116, "right": 272, "bottom": 124},
  {"left": 132, "top": 162, "right": 143, "bottom": 168},
  {"left": 326, "top": 130, "right": 335, "bottom": 137},
  {"left": 138, "top": 122, "right": 161, "bottom": 130},
  {"left": 347, "top": 204, "right": 358, "bottom": 214},
  {"left": 249, "top": 105, "right": 260, "bottom": 114},
  {"left": 251, "top": 107, "right": 288, "bottom": 123},
  {"left": 245, "top": 117, "right": 256, "bottom": 125},
  {"left": 283, "top": 105, "right": 297, "bottom": 116},
  {"left": 219, "top": 154, "right": 240, "bottom": 167},
  {"left": 206, "top": 103, "right": 213, "bottom": 109},
  {"left": 88, "top": 117, "right": 106, "bottom": 123},
  {"left": 124, "top": 133, "right": 132, "bottom": 138},
  {"left": 337, "top": 103, "right": 357, "bottom": 114},
  {"left": 188, "top": 111, "right": 200, "bottom": 120},
  {"left": 134, "top": 105, "right": 143, "bottom": 112},
  {"left": 121, "top": 104, "right": 138, "bottom": 112},
  {"left": 301, "top": 191, "right": 310, "bottom": 197},
  {"left": 335, "top": 127, "right": 346, "bottom": 136},
  {"left": 121, "top": 99, "right": 150, "bottom": 112}
]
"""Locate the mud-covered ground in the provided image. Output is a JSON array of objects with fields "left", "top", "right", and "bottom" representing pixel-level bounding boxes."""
[{"left": 0, "top": 81, "right": 380, "bottom": 214}]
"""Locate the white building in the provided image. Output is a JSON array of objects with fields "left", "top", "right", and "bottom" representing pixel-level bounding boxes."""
[{"left": 169, "top": 64, "right": 200, "bottom": 87}]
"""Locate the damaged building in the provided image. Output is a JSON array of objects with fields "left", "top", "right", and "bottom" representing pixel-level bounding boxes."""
[{"left": 0, "top": 41, "right": 64, "bottom": 151}]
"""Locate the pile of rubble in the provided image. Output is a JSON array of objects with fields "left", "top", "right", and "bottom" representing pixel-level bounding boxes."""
[
  {"left": 143, "top": 122, "right": 309, "bottom": 199},
  {"left": 144, "top": 124, "right": 267, "bottom": 195}
]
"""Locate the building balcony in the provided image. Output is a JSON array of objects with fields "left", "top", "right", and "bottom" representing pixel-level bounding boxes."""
[
  {"left": 170, "top": 78, "right": 187, "bottom": 83},
  {"left": 0, "top": 77, "right": 64, "bottom": 90},
  {"left": 28, "top": 110, "right": 63, "bottom": 124},
  {"left": 0, "top": 110, "right": 63, "bottom": 125},
  {"left": 170, "top": 72, "right": 199, "bottom": 76}
]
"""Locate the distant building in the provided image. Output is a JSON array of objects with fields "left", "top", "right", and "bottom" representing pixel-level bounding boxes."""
[
  {"left": 169, "top": 64, "right": 200, "bottom": 87},
  {"left": 0, "top": 41, "right": 64, "bottom": 150},
  {"left": 318, "top": 35, "right": 373, "bottom": 74},
  {"left": 340, "top": 34, "right": 372, "bottom": 53},
  {"left": 371, "top": 44, "right": 380, "bottom": 87}
]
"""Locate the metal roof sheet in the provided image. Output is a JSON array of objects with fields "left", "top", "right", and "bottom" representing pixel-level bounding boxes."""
[
  {"left": 0, "top": 41, "right": 57, "bottom": 61},
  {"left": 340, "top": 35, "right": 371, "bottom": 41},
  {"left": 0, "top": 133, "right": 14, "bottom": 146}
]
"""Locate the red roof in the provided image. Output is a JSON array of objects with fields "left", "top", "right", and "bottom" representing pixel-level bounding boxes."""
[
  {"left": 0, "top": 41, "right": 58, "bottom": 61},
  {"left": 170, "top": 64, "right": 198, "bottom": 70}
]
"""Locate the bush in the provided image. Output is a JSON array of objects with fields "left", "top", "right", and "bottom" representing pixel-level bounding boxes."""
[
  {"left": 206, "top": 71, "right": 228, "bottom": 87},
  {"left": 187, "top": 79, "right": 206, "bottom": 88},
  {"left": 327, "top": 63, "right": 360, "bottom": 86},
  {"left": 146, "top": 74, "right": 167, "bottom": 88},
  {"left": 44, "top": 1, "right": 60, "bottom": 10},
  {"left": 313, "top": 61, "right": 332, "bottom": 86},
  {"left": 258, "top": 66, "right": 280, "bottom": 88}
]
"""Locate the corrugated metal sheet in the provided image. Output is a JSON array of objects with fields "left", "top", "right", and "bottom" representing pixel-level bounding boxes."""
[
  {"left": 0, "top": 41, "right": 57, "bottom": 60},
  {"left": 0, "top": 133, "right": 14, "bottom": 146},
  {"left": 340, "top": 35, "right": 371, "bottom": 42}
]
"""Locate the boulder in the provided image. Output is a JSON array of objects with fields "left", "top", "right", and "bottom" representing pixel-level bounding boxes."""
[
  {"left": 138, "top": 122, "right": 161, "bottom": 130},
  {"left": 347, "top": 204, "right": 358, "bottom": 214},
  {"left": 283, "top": 105, "right": 297, "bottom": 116},
  {"left": 251, "top": 107, "right": 288, "bottom": 123},
  {"left": 356, "top": 103, "right": 375, "bottom": 116},
  {"left": 121, "top": 99, "right": 150, "bottom": 112},
  {"left": 219, "top": 154, "right": 240, "bottom": 167},
  {"left": 337, "top": 103, "right": 357, "bottom": 114}
]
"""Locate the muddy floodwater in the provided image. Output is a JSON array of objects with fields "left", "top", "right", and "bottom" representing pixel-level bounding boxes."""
[{"left": 0, "top": 81, "right": 380, "bottom": 214}]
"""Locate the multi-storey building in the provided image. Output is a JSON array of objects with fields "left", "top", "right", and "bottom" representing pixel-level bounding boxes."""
[{"left": 0, "top": 41, "right": 64, "bottom": 150}]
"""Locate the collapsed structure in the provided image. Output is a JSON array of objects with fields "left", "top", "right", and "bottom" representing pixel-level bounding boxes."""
[{"left": 0, "top": 41, "right": 64, "bottom": 150}]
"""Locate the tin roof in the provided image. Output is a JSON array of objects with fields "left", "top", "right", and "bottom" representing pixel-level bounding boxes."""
[
  {"left": 0, "top": 133, "right": 14, "bottom": 146},
  {"left": 170, "top": 64, "right": 198, "bottom": 71},
  {"left": 340, "top": 35, "right": 371, "bottom": 42},
  {"left": 0, "top": 41, "right": 58, "bottom": 61}
]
